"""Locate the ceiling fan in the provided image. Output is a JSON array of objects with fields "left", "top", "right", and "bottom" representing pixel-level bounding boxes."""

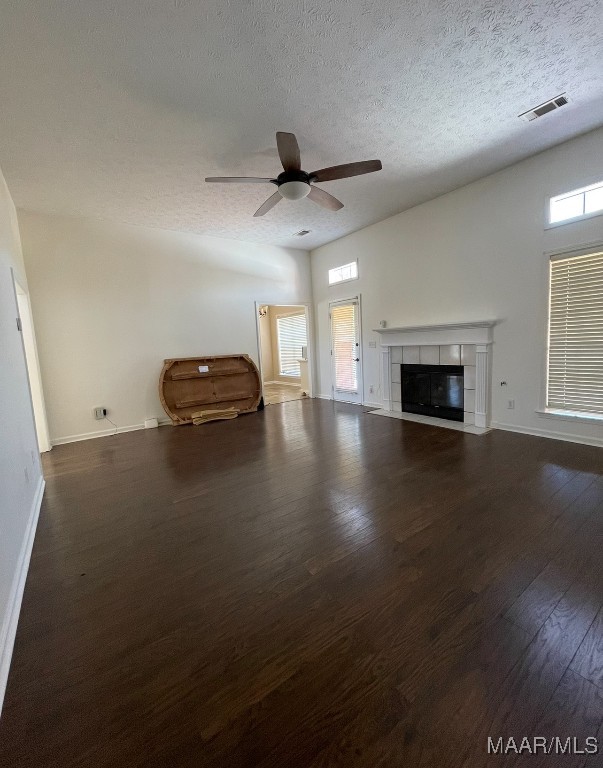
[{"left": 205, "top": 132, "right": 382, "bottom": 217}]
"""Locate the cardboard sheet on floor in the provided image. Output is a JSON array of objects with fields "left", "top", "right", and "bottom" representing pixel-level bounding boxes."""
[{"left": 191, "top": 408, "right": 238, "bottom": 425}]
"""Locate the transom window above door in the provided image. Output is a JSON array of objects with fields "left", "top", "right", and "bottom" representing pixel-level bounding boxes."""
[{"left": 328, "top": 261, "right": 358, "bottom": 285}]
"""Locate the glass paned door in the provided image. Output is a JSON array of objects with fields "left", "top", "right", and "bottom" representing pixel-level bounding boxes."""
[{"left": 330, "top": 299, "right": 362, "bottom": 404}]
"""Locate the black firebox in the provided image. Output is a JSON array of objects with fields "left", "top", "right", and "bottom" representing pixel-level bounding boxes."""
[{"left": 401, "top": 364, "right": 464, "bottom": 422}]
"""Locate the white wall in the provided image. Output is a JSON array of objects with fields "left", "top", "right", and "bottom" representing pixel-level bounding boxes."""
[
  {"left": 19, "top": 212, "right": 311, "bottom": 444},
  {"left": 0, "top": 168, "right": 44, "bottom": 711},
  {"left": 311, "top": 127, "right": 603, "bottom": 446}
]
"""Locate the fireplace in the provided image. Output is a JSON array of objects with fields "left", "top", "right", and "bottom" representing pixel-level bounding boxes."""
[
  {"left": 401, "top": 364, "right": 464, "bottom": 422},
  {"left": 374, "top": 322, "right": 494, "bottom": 431}
]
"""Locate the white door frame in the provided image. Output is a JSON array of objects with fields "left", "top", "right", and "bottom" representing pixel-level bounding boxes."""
[
  {"left": 13, "top": 274, "right": 51, "bottom": 452},
  {"left": 329, "top": 294, "right": 364, "bottom": 404},
  {"left": 254, "top": 301, "right": 314, "bottom": 398}
]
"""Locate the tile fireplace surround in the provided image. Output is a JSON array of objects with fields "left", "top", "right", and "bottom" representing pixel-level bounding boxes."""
[{"left": 373, "top": 321, "right": 496, "bottom": 435}]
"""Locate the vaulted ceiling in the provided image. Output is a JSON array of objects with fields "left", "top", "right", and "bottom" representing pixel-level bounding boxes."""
[{"left": 1, "top": 0, "right": 602, "bottom": 249}]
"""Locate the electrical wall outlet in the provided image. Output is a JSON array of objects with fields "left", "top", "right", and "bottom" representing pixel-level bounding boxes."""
[
  {"left": 368, "top": 341, "right": 377, "bottom": 348},
  {"left": 369, "top": 385, "right": 374, "bottom": 394},
  {"left": 93, "top": 407, "right": 107, "bottom": 420},
  {"left": 507, "top": 399, "right": 515, "bottom": 410}
]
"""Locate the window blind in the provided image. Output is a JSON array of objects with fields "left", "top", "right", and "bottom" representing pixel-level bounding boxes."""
[
  {"left": 547, "top": 251, "right": 603, "bottom": 415},
  {"left": 277, "top": 313, "right": 307, "bottom": 377},
  {"left": 331, "top": 303, "right": 358, "bottom": 392}
]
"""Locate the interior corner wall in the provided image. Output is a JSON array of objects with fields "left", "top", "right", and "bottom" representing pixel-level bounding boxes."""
[
  {"left": 0, "top": 167, "right": 44, "bottom": 712},
  {"left": 310, "top": 126, "right": 603, "bottom": 446},
  {"left": 18, "top": 212, "right": 311, "bottom": 444}
]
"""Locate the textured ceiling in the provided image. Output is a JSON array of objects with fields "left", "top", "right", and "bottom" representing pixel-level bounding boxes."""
[{"left": 1, "top": 0, "right": 602, "bottom": 250}]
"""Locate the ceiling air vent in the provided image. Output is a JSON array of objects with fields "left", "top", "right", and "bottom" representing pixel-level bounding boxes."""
[
  {"left": 294, "top": 229, "right": 311, "bottom": 236},
  {"left": 519, "top": 94, "right": 569, "bottom": 122}
]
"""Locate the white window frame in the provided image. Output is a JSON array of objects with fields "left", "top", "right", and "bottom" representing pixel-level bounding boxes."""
[
  {"left": 545, "top": 178, "right": 603, "bottom": 229},
  {"left": 536, "top": 243, "right": 603, "bottom": 425},
  {"left": 328, "top": 260, "right": 359, "bottom": 287}
]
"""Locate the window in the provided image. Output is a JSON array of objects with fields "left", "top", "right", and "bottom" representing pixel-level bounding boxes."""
[
  {"left": 277, "top": 313, "right": 307, "bottom": 377},
  {"left": 547, "top": 250, "right": 603, "bottom": 416},
  {"left": 328, "top": 261, "right": 358, "bottom": 285},
  {"left": 549, "top": 180, "right": 603, "bottom": 225}
]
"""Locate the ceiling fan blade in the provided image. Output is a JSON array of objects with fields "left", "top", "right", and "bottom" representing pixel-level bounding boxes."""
[
  {"left": 309, "top": 160, "right": 382, "bottom": 183},
  {"left": 253, "top": 191, "right": 282, "bottom": 217},
  {"left": 205, "top": 177, "right": 275, "bottom": 183},
  {"left": 276, "top": 132, "right": 301, "bottom": 172},
  {"left": 307, "top": 185, "right": 344, "bottom": 211}
]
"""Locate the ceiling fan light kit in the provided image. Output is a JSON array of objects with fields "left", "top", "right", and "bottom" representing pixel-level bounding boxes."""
[
  {"left": 205, "top": 132, "right": 382, "bottom": 217},
  {"left": 278, "top": 179, "right": 311, "bottom": 200}
]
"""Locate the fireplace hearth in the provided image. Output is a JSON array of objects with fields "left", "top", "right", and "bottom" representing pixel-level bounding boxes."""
[{"left": 401, "top": 364, "right": 464, "bottom": 422}]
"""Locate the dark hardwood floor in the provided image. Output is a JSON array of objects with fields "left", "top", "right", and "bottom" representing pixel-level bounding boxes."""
[{"left": 1, "top": 399, "right": 603, "bottom": 767}]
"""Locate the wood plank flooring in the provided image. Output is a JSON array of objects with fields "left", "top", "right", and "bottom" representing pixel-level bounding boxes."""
[{"left": 1, "top": 399, "right": 602, "bottom": 767}]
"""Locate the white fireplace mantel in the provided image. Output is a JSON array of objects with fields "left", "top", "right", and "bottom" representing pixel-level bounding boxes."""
[
  {"left": 374, "top": 321, "right": 497, "bottom": 431},
  {"left": 373, "top": 320, "right": 496, "bottom": 347}
]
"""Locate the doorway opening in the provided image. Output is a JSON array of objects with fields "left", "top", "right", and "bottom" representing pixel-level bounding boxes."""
[
  {"left": 256, "top": 304, "right": 311, "bottom": 406},
  {"left": 14, "top": 279, "right": 51, "bottom": 452}
]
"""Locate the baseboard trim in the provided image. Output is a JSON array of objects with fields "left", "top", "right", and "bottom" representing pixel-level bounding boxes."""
[
  {"left": 314, "top": 394, "right": 333, "bottom": 400},
  {"left": 362, "top": 401, "right": 383, "bottom": 409},
  {"left": 52, "top": 420, "right": 170, "bottom": 446},
  {"left": 491, "top": 421, "right": 603, "bottom": 448},
  {"left": 0, "top": 475, "right": 45, "bottom": 716}
]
